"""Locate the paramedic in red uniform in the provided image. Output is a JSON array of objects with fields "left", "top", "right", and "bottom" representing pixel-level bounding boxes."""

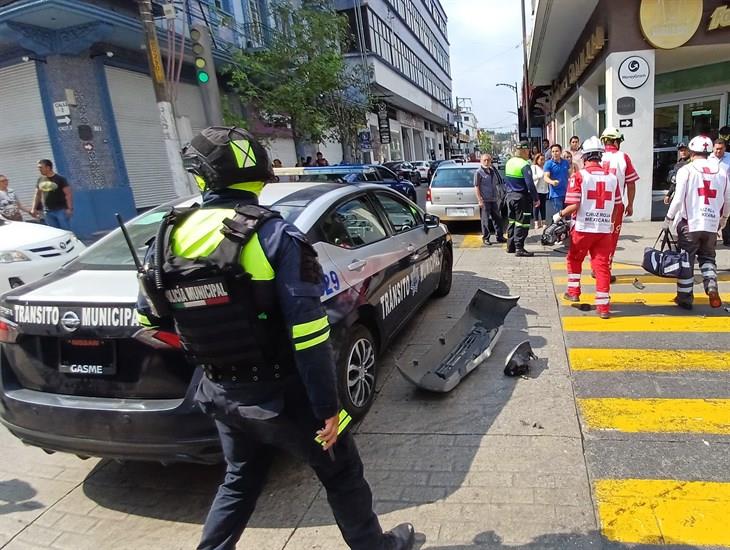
[
  {"left": 556, "top": 137, "right": 621, "bottom": 319},
  {"left": 600, "top": 127, "right": 639, "bottom": 280},
  {"left": 665, "top": 135, "right": 730, "bottom": 310}
]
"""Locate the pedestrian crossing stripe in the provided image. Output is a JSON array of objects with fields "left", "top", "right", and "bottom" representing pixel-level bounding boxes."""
[
  {"left": 553, "top": 272, "right": 730, "bottom": 285},
  {"left": 459, "top": 235, "right": 484, "bottom": 248},
  {"left": 578, "top": 398, "right": 730, "bottom": 434},
  {"left": 562, "top": 316, "right": 730, "bottom": 332},
  {"left": 550, "top": 261, "right": 639, "bottom": 270},
  {"left": 596, "top": 479, "right": 730, "bottom": 546},
  {"left": 559, "top": 292, "right": 710, "bottom": 306},
  {"left": 569, "top": 348, "right": 730, "bottom": 371}
]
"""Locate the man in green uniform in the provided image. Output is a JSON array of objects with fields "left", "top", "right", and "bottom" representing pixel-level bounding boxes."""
[{"left": 503, "top": 143, "right": 540, "bottom": 256}]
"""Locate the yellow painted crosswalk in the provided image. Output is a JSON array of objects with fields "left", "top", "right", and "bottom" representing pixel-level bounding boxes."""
[
  {"left": 551, "top": 259, "right": 730, "bottom": 546},
  {"left": 596, "top": 479, "right": 730, "bottom": 546},
  {"left": 569, "top": 348, "right": 730, "bottom": 371}
]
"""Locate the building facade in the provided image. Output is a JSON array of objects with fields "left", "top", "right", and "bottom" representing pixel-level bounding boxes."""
[
  {"left": 0, "top": 0, "right": 292, "bottom": 238},
  {"left": 336, "top": 0, "right": 453, "bottom": 163},
  {"left": 527, "top": 0, "right": 730, "bottom": 221}
]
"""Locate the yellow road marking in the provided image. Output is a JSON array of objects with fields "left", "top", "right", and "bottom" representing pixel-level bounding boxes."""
[
  {"left": 559, "top": 292, "right": 709, "bottom": 306},
  {"left": 562, "top": 316, "right": 730, "bottom": 333},
  {"left": 459, "top": 235, "right": 484, "bottom": 248},
  {"left": 553, "top": 273, "right": 730, "bottom": 285},
  {"left": 578, "top": 398, "right": 730, "bottom": 434},
  {"left": 550, "top": 261, "right": 638, "bottom": 270},
  {"left": 569, "top": 348, "right": 730, "bottom": 372},
  {"left": 596, "top": 479, "right": 730, "bottom": 546}
]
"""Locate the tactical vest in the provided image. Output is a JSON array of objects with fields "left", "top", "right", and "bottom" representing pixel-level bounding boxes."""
[
  {"left": 504, "top": 157, "right": 530, "bottom": 193},
  {"left": 157, "top": 204, "right": 296, "bottom": 382}
]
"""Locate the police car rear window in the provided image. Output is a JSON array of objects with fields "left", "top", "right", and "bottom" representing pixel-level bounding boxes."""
[{"left": 431, "top": 168, "right": 478, "bottom": 188}]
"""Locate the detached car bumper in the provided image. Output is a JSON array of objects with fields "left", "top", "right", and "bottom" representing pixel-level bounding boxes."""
[{"left": 0, "top": 370, "right": 220, "bottom": 464}]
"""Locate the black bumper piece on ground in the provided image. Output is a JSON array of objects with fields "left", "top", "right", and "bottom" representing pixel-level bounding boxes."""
[{"left": 396, "top": 290, "right": 519, "bottom": 392}]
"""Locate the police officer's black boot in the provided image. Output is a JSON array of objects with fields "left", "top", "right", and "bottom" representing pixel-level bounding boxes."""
[
  {"left": 515, "top": 248, "right": 534, "bottom": 257},
  {"left": 382, "top": 523, "right": 415, "bottom": 550}
]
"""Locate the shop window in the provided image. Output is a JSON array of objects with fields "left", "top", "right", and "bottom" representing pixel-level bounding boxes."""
[
  {"left": 598, "top": 109, "right": 606, "bottom": 135},
  {"left": 682, "top": 100, "right": 721, "bottom": 142},
  {"left": 654, "top": 105, "right": 680, "bottom": 148}
]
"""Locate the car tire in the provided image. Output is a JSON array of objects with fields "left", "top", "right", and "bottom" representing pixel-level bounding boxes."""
[
  {"left": 337, "top": 324, "right": 378, "bottom": 420},
  {"left": 434, "top": 245, "right": 453, "bottom": 297}
]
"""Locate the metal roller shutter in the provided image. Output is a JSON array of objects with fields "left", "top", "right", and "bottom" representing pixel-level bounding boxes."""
[
  {"left": 0, "top": 63, "right": 53, "bottom": 209},
  {"left": 105, "top": 67, "right": 173, "bottom": 208}
]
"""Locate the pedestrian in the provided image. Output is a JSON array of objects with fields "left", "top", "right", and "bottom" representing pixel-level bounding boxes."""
[
  {"left": 0, "top": 175, "right": 33, "bottom": 221},
  {"left": 296, "top": 156, "right": 305, "bottom": 167},
  {"left": 543, "top": 144, "right": 570, "bottom": 216},
  {"left": 474, "top": 153, "right": 506, "bottom": 245},
  {"left": 531, "top": 145, "right": 540, "bottom": 160},
  {"left": 542, "top": 138, "right": 551, "bottom": 156},
  {"left": 31, "top": 159, "right": 72, "bottom": 230},
  {"left": 305, "top": 155, "right": 314, "bottom": 167},
  {"left": 664, "top": 143, "right": 691, "bottom": 205},
  {"left": 531, "top": 153, "right": 548, "bottom": 229},
  {"left": 600, "top": 127, "right": 639, "bottom": 276},
  {"left": 558, "top": 137, "right": 620, "bottom": 319},
  {"left": 568, "top": 135, "right": 584, "bottom": 170},
  {"left": 137, "top": 127, "right": 415, "bottom": 550},
  {"left": 562, "top": 150, "right": 576, "bottom": 177},
  {"left": 272, "top": 158, "right": 283, "bottom": 168},
  {"left": 503, "top": 142, "right": 540, "bottom": 257},
  {"left": 664, "top": 135, "right": 730, "bottom": 310},
  {"left": 711, "top": 139, "right": 730, "bottom": 245},
  {"left": 316, "top": 151, "right": 329, "bottom": 166}
]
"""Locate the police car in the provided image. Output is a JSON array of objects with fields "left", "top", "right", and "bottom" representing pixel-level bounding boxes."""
[{"left": 0, "top": 182, "right": 452, "bottom": 464}]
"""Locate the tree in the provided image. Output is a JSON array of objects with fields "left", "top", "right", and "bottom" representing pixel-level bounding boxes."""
[
  {"left": 477, "top": 130, "right": 494, "bottom": 154},
  {"left": 225, "top": 1, "right": 370, "bottom": 160}
]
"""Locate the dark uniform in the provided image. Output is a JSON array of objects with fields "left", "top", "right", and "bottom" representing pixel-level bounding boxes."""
[
  {"left": 503, "top": 148, "right": 539, "bottom": 256},
  {"left": 136, "top": 127, "right": 414, "bottom": 550}
]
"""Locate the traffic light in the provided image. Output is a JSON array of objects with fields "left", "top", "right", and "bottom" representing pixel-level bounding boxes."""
[{"left": 190, "top": 26, "right": 210, "bottom": 84}]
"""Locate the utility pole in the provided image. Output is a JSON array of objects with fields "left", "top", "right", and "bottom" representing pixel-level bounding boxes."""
[
  {"left": 455, "top": 96, "right": 461, "bottom": 157},
  {"left": 137, "top": 0, "right": 192, "bottom": 197},
  {"left": 520, "top": 0, "right": 532, "bottom": 146},
  {"left": 496, "top": 83, "right": 520, "bottom": 138}
]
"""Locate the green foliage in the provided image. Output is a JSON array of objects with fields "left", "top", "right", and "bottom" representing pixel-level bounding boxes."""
[
  {"left": 477, "top": 130, "right": 494, "bottom": 154},
  {"left": 225, "top": 0, "right": 370, "bottom": 153}
]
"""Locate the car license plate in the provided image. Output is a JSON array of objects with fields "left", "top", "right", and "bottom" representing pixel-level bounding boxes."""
[
  {"left": 447, "top": 207, "right": 473, "bottom": 217},
  {"left": 59, "top": 339, "right": 116, "bottom": 376}
]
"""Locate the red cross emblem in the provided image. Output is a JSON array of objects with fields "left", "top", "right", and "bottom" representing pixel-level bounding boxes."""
[
  {"left": 698, "top": 179, "right": 717, "bottom": 205},
  {"left": 587, "top": 180, "right": 613, "bottom": 209}
]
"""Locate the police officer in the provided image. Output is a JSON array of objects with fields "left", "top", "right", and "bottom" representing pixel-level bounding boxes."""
[
  {"left": 664, "top": 135, "right": 730, "bottom": 310},
  {"left": 503, "top": 142, "right": 540, "bottom": 256},
  {"left": 136, "top": 127, "right": 415, "bottom": 550}
]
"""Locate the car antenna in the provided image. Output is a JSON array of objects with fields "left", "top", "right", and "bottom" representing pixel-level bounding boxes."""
[{"left": 115, "top": 213, "right": 143, "bottom": 273}]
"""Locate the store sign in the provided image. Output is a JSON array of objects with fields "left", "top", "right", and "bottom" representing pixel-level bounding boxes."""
[
  {"left": 639, "top": 0, "right": 702, "bottom": 49},
  {"left": 708, "top": 5, "right": 730, "bottom": 31},
  {"left": 551, "top": 26, "right": 605, "bottom": 106},
  {"left": 618, "top": 56, "right": 651, "bottom": 89},
  {"left": 377, "top": 104, "right": 391, "bottom": 145}
]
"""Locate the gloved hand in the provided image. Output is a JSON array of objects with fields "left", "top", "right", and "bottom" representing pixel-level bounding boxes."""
[
  {"left": 661, "top": 217, "right": 672, "bottom": 231},
  {"left": 552, "top": 212, "right": 563, "bottom": 223}
]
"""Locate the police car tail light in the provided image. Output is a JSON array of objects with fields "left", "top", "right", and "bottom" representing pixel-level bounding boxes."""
[
  {"left": 0, "top": 319, "right": 19, "bottom": 344},
  {"left": 133, "top": 328, "right": 181, "bottom": 350}
]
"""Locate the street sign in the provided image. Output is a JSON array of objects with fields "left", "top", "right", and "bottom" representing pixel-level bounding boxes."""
[
  {"left": 619, "top": 119, "right": 633, "bottom": 128},
  {"left": 56, "top": 116, "right": 71, "bottom": 125},
  {"left": 53, "top": 101, "right": 70, "bottom": 117},
  {"left": 377, "top": 103, "right": 391, "bottom": 145},
  {"left": 358, "top": 130, "right": 372, "bottom": 152}
]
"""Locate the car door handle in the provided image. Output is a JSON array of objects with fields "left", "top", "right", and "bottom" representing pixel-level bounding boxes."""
[
  {"left": 407, "top": 244, "right": 420, "bottom": 260},
  {"left": 347, "top": 259, "right": 367, "bottom": 271},
  {"left": 406, "top": 244, "right": 415, "bottom": 252}
]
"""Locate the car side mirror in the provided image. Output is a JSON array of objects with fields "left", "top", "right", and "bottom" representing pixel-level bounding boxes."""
[{"left": 424, "top": 213, "right": 440, "bottom": 229}]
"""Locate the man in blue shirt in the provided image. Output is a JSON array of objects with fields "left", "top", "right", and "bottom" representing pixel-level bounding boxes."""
[{"left": 543, "top": 144, "right": 570, "bottom": 214}]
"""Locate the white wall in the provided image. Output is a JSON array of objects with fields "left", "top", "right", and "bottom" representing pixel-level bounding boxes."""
[
  {"left": 266, "top": 137, "right": 297, "bottom": 167},
  {"left": 605, "top": 49, "right": 655, "bottom": 222}
]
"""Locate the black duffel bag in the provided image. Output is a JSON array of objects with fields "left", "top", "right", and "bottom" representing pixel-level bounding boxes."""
[{"left": 642, "top": 228, "right": 691, "bottom": 279}]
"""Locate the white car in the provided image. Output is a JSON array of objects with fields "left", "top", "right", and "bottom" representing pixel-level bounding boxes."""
[
  {"left": 412, "top": 160, "right": 431, "bottom": 182},
  {"left": 0, "top": 219, "right": 85, "bottom": 293},
  {"left": 426, "top": 164, "right": 482, "bottom": 222}
]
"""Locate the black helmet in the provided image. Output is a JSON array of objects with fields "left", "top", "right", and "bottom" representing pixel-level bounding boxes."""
[
  {"left": 541, "top": 218, "right": 570, "bottom": 246},
  {"left": 182, "top": 126, "right": 273, "bottom": 191}
]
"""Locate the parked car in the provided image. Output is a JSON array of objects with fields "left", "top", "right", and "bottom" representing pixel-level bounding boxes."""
[
  {"left": 382, "top": 161, "right": 421, "bottom": 185},
  {"left": 0, "top": 182, "right": 452, "bottom": 464},
  {"left": 274, "top": 165, "right": 417, "bottom": 203},
  {"left": 412, "top": 161, "right": 431, "bottom": 182},
  {"left": 427, "top": 160, "right": 447, "bottom": 182},
  {"left": 0, "top": 218, "right": 86, "bottom": 293},
  {"left": 426, "top": 163, "right": 482, "bottom": 222}
]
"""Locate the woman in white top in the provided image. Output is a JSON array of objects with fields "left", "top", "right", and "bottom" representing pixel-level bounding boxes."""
[
  {"left": 531, "top": 153, "right": 549, "bottom": 228},
  {"left": 0, "top": 175, "right": 32, "bottom": 221}
]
